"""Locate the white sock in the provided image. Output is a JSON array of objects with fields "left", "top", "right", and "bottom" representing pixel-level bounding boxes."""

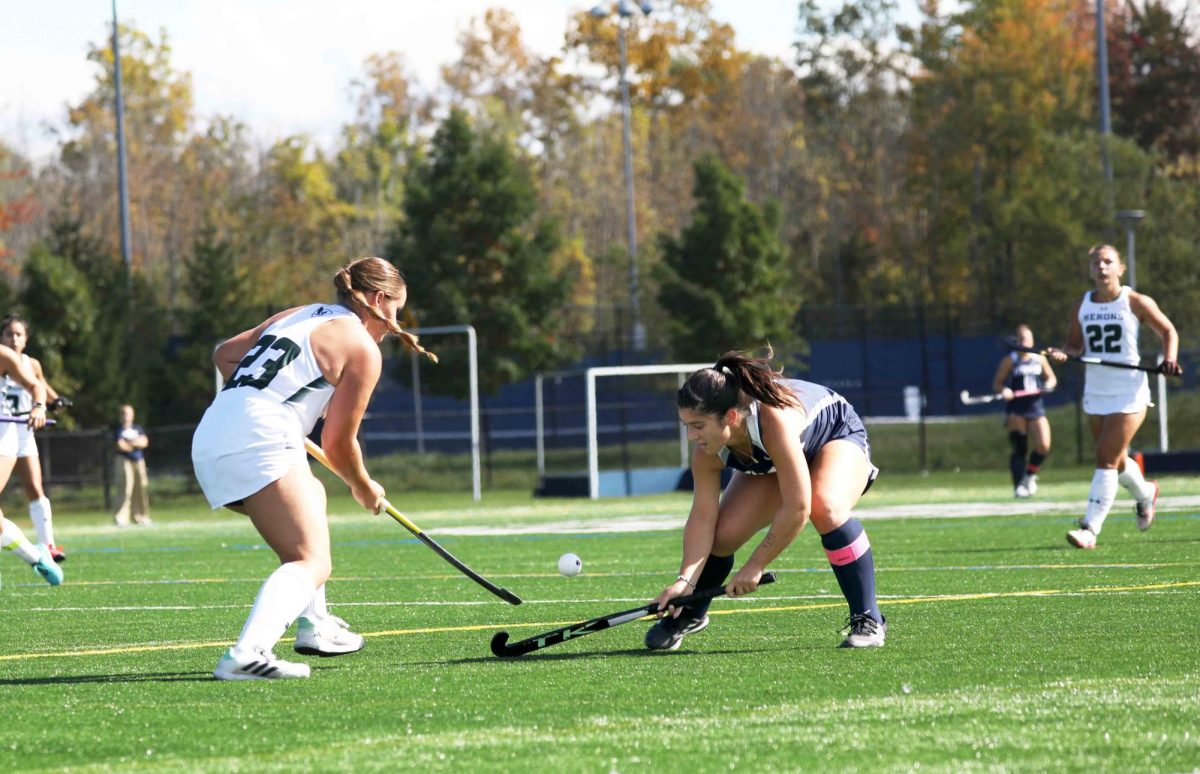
[
  {"left": 234, "top": 562, "right": 317, "bottom": 655},
  {"left": 301, "top": 584, "right": 329, "bottom": 622},
  {"left": 0, "top": 516, "right": 42, "bottom": 564},
  {"left": 1117, "top": 458, "right": 1154, "bottom": 502},
  {"left": 1081, "top": 469, "right": 1119, "bottom": 535},
  {"left": 30, "top": 497, "right": 53, "bottom": 546}
]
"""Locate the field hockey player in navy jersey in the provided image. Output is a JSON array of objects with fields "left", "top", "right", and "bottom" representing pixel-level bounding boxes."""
[{"left": 647, "top": 347, "right": 885, "bottom": 650}]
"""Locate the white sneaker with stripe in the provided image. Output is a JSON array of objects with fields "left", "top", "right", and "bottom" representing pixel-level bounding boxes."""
[
  {"left": 293, "top": 615, "right": 365, "bottom": 657},
  {"left": 213, "top": 646, "right": 310, "bottom": 680}
]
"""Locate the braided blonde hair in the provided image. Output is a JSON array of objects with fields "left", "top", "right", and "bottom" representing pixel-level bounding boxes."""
[{"left": 334, "top": 257, "right": 438, "bottom": 363}]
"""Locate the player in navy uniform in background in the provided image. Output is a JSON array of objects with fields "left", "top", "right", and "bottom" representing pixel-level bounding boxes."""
[
  {"left": 647, "top": 347, "right": 885, "bottom": 650},
  {"left": 991, "top": 324, "right": 1057, "bottom": 498},
  {"left": 1046, "top": 245, "right": 1182, "bottom": 549}
]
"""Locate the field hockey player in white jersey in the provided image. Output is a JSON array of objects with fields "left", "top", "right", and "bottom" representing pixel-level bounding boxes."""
[
  {"left": 1, "top": 315, "right": 70, "bottom": 562},
  {"left": 0, "top": 338, "right": 61, "bottom": 586},
  {"left": 647, "top": 347, "right": 885, "bottom": 650},
  {"left": 1045, "top": 245, "right": 1182, "bottom": 549},
  {"left": 193, "top": 257, "right": 436, "bottom": 680}
]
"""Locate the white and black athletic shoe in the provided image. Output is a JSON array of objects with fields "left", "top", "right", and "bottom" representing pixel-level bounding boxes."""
[
  {"left": 213, "top": 646, "right": 311, "bottom": 681},
  {"left": 293, "top": 615, "right": 365, "bottom": 657},
  {"left": 645, "top": 614, "right": 709, "bottom": 651},
  {"left": 839, "top": 613, "right": 887, "bottom": 648},
  {"left": 1136, "top": 481, "right": 1159, "bottom": 532}
]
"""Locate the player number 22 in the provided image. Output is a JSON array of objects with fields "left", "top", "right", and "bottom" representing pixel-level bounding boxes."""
[
  {"left": 223, "top": 334, "right": 301, "bottom": 390},
  {"left": 1084, "top": 323, "right": 1122, "bottom": 354}
]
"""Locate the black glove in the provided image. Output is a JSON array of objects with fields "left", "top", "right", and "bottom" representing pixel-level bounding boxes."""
[
  {"left": 1159, "top": 360, "right": 1183, "bottom": 377},
  {"left": 49, "top": 396, "right": 73, "bottom": 411}
]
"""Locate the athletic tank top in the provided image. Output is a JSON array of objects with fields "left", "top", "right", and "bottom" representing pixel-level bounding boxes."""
[
  {"left": 193, "top": 304, "right": 357, "bottom": 458},
  {"left": 717, "top": 379, "right": 847, "bottom": 474},
  {"left": 1007, "top": 353, "right": 1045, "bottom": 392},
  {"left": 1077, "top": 286, "right": 1146, "bottom": 397},
  {"left": 3, "top": 353, "right": 32, "bottom": 417}
]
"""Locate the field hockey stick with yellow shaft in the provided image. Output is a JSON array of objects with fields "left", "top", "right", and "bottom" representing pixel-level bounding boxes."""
[{"left": 304, "top": 438, "right": 522, "bottom": 605}]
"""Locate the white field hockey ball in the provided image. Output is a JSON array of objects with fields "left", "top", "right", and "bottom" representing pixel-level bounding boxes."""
[{"left": 557, "top": 552, "right": 582, "bottom": 577}]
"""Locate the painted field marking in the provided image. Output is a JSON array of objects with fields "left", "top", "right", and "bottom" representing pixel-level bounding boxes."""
[
  {"left": 8, "top": 560, "right": 1196, "bottom": 590},
  {"left": 2, "top": 579, "right": 1197, "bottom": 663}
]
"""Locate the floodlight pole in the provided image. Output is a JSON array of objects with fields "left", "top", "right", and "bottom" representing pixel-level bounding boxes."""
[
  {"left": 112, "top": 0, "right": 133, "bottom": 291},
  {"left": 593, "top": 2, "right": 651, "bottom": 353},
  {"left": 1116, "top": 209, "right": 1144, "bottom": 290},
  {"left": 1116, "top": 209, "right": 1165, "bottom": 450},
  {"left": 1095, "top": 0, "right": 1115, "bottom": 221}
]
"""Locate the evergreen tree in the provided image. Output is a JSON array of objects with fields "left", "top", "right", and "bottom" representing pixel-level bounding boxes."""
[
  {"left": 388, "top": 108, "right": 578, "bottom": 396},
  {"left": 656, "top": 154, "right": 800, "bottom": 362},
  {"left": 16, "top": 244, "right": 95, "bottom": 421},
  {"left": 161, "top": 226, "right": 260, "bottom": 420}
]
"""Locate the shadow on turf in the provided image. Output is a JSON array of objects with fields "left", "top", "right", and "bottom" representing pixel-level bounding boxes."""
[
  {"left": 412, "top": 646, "right": 794, "bottom": 666},
  {"left": 0, "top": 671, "right": 213, "bottom": 686}
]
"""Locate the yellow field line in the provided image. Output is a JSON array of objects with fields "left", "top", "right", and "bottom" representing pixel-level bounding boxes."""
[{"left": 2, "top": 579, "right": 1197, "bottom": 662}]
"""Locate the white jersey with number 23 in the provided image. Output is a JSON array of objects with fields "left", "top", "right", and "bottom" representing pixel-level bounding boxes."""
[{"left": 192, "top": 303, "right": 356, "bottom": 507}]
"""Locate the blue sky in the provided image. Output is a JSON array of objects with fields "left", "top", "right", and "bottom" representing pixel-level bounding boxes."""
[{"left": 0, "top": 0, "right": 801, "bottom": 161}]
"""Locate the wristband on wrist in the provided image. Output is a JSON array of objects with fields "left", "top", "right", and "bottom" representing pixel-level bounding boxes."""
[
  {"left": 32, "top": 402, "right": 46, "bottom": 409},
  {"left": 676, "top": 575, "right": 695, "bottom": 590}
]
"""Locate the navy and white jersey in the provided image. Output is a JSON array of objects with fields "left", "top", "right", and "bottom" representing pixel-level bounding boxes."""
[
  {"left": 1006, "top": 353, "right": 1046, "bottom": 418},
  {"left": 717, "top": 379, "right": 874, "bottom": 476},
  {"left": 1007, "top": 353, "right": 1045, "bottom": 393}
]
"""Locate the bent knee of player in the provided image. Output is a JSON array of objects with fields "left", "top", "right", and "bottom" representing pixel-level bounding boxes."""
[{"left": 809, "top": 498, "right": 850, "bottom": 533}]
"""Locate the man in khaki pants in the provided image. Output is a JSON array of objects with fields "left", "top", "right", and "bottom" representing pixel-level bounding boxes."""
[{"left": 113, "top": 404, "right": 151, "bottom": 526}]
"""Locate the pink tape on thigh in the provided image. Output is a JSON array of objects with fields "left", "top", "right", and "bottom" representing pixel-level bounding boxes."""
[{"left": 824, "top": 531, "right": 870, "bottom": 566}]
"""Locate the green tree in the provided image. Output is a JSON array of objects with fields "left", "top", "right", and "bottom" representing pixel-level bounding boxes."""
[
  {"left": 22, "top": 218, "right": 171, "bottom": 426},
  {"left": 60, "top": 23, "right": 196, "bottom": 296},
  {"left": 15, "top": 244, "right": 95, "bottom": 423},
  {"left": 160, "top": 226, "right": 261, "bottom": 420},
  {"left": 1107, "top": 0, "right": 1200, "bottom": 171},
  {"left": 388, "top": 109, "right": 578, "bottom": 396},
  {"left": 656, "top": 154, "right": 799, "bottom": 361}
]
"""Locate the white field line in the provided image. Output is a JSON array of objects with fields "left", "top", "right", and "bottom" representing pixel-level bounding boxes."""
[
  {"left": 52, "top": 495, "right": 1200, "bottom": 538},
  {"left": 17, "top": 588, "right": 1196, "bottom": 615},
  {"left": 423, "top": 495, "right": 1200, "bottom": 536},
  {"left": 3, "top": 580, "right": 1197, "bottom": 662}
]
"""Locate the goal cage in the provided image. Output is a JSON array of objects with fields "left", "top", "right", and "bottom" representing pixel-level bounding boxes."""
[{"left": 535, "top": 363, "right": 711, "bottom": 499}]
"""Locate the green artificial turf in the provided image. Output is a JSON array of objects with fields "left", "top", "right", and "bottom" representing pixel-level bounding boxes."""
[{"left": 2, "top": 471, "right": 1198, "bottom": 772}]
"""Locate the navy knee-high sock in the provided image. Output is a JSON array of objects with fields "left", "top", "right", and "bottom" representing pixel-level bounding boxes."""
[
  {"left": 1008, "top": 431, "right": 1028, "bottom": 486},
  {"left": 820, "top": 519, "right": 881, "bottom": 622},
  {"left": 683, "top": 553, "right": 734, "bottom": 619}
]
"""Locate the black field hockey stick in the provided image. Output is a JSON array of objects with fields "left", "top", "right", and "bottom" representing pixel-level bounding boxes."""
[
  {"left": 959, "top": 387, "right": 1052, "bottom": 406},
  {"left": 1006, "top": 338, "right": 1178, "bottom": 375},
  {"left": 490, "top": 572, "right": 778, "bottom": 657},
  {"left": 304, "top": 438, "right": 522, "bottom": 606},
  {"left": 0, "top": 417, "right": 55, "bottom": 425}
]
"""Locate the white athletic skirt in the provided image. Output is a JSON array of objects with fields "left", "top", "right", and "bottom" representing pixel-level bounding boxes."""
[
  {"left": 0, "top": 422, "right": 18, "bottom": 457},
  {"left": 192, "top": 443, "right": 306, "bottom": 509},
  {"left": 14, "top": 425, "right": 38, "bottom": 458},
  {"left": 1084, "top": 382, "right": 1153, "bottom": 416}
]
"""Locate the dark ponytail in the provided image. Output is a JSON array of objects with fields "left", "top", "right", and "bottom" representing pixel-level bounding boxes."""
[{"left": 677, "top": 346, "right": 799, "bottom": 416}]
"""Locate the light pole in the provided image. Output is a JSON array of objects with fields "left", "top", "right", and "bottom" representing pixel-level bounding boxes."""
[
  {"left": 1096, "top": 0, "right": 1115, "bottom": 222},
  {"left": 1115, "top": 209, "right": 1144, "bottom": 289},
  {"left": 112, "top": 0, "right": 133, "bottom": 291},
  {"left": 591, "top": 1, "right": 652, "bottom": 352}
]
